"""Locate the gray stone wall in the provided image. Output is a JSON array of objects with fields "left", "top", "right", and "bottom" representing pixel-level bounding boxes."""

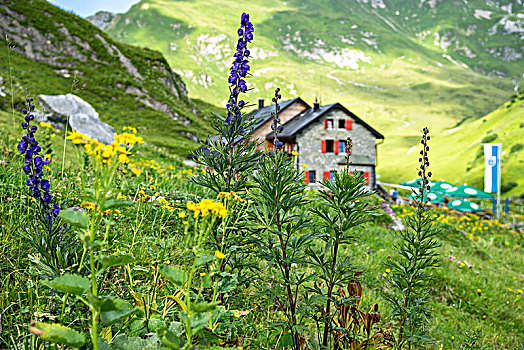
[{"left": 295, "top": 108, "right": 378, "bottom": 187}]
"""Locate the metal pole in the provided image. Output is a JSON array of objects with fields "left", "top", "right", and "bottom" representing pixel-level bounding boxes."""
[{"left": 496, "top": 144, "right": 502, "bottom": 221}]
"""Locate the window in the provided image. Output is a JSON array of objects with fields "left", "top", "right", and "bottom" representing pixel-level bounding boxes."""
[
  {"left": 325, "top": 140, "right": 334, "bottom": 153},
  {"left": 309, "top": 170, "right": 316, "bottom": 183},
  {"left": 339, "top": 139, "right": 346, "bottom": 153},
  {"left": 338, "top": 119, "right": 346, "bottom": 128},
  {"left": 324, "top": 118, "right": 334, "bottom": 129}
]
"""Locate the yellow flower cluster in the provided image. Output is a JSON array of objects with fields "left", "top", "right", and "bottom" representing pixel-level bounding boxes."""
[
  {"left": 67, "top": 128, "right": 140, "bottom": 165},
  {"left": 393, "top": 204, "right": 521, "bottom": 244},
  {"left": 186, "top": 199, "right": 227, "bottom": 218},
  {"left": 127, "top": 159, "right": 179, "bottom": 180},
  {"left": 218, "top": 191, "right": 245, "bottom": 203},
  {"left": 80, "top": 201, "right": 121, "bottom": 219},
  {"left": 157, "top": 196, "right": 175, "bottom": 213},
  {"left": 81, "top": 201, "right": 97, "bottom": 211},
  {"left": 178, "top": 168, "right": 194, "bottom": 177},
  {"left": 114, "top": 129, "right": 144, "bottom": 147}
]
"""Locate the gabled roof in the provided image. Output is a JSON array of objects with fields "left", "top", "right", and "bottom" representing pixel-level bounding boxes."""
[
  {"left": 266, "top": 102, "right": 384, "bottom": 141},
  {"left": 247, "top": 97, "right": 310, "bottom": 131}
]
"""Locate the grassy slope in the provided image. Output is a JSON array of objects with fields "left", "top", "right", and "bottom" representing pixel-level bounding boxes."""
[
  {"left": 391, "top": 94, "right": 524, "bottom": 197},
  {"left": 105, "top": 0, "right": 522, "bottom": 189},
  {"left": 0, "top": 0, "right": 214, "bottom": 157}
]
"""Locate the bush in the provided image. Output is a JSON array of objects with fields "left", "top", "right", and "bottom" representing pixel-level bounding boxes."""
[
  {"left": 511, "top": 143, "right": 523, "bottom": 153},
  {"left": 501, "top": 181, "right": 518, "bottom": 193},
  {"left": 481, "top": 133, "right": 498, "bottom": 143}
]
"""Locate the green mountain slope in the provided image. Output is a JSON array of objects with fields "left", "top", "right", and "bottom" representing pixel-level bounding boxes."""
[
  {"left": 428, "top": 93, "right": 524, "bottom": 197},
  {"left": 101, "top": 0, "right": 522, "bottom": 183},
  {"left": 0, "top": 0, "right": 214, "bottom": 156}
]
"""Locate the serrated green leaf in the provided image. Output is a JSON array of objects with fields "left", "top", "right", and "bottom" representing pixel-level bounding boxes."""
[
  {"left": 100, "top": 254, "right": 135, "bottom": 269},
  {"left": 100, "top": 298, "right": 141, "bottom": 326},
  {"left": 217, "top": 273, "right": 238, "bottom": 294},
  {"left": 58, "top": 210, "right": 87, "bottom": 229},
  {"left": 159, "top": 265, "right": 187, "bottom": 287},
  {"left": 42, "top": 274, "right": 90, "bottom": 296},
  {"left": 30, "top": 322, "right": 85, "bottom": 348}
]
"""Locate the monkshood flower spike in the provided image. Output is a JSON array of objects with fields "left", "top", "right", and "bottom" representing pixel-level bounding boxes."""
[
  {"left": 225, "top": 12, "right": 254, "bottom": 127},
  {"left": 417, "top": 127, "right": 432, "bottom": 200},
  {"left": 271, "top": 87, "right": 283, "bottom": 151},
  {"left": 18, "top": 97, "right": 60, "bottom": 222}
]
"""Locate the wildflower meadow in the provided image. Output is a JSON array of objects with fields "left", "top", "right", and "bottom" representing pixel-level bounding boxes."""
[{"left": 0, "top": 10, "right": 523, "bottom": 350}]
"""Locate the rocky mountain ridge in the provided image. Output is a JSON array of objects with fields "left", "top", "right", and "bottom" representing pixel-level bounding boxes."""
[{"left": 0, "top": 0, "right": 213, "bottom": 154}]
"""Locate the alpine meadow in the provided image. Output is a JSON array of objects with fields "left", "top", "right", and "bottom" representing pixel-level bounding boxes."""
[{"left": 0, "top": 1, "right": 523, "bottom": 350}]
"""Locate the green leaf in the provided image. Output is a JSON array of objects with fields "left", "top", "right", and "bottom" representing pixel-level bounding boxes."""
[
  {"left": 159, "top": 330, "right": 181, "bottom": 349},
  {"left": 217, "top": 273, "right": 238, "bottom": 294},
  {"left": 159, "top": 265, "right": 187, "bottom": 287},
  {"left": 100, "top": 298, "right": 141, "bottom": 326},
  {"left": 30, "top": 322, "right": 85, "bottom": 348},
  {"left": 101, "top": 199, "right": 134, "bottom": 211},
  {"left": 42, "top": 274, "right": 90, "bottom": 296},
  {"left": 111, "top": 334, "right": 162, "bottom": 350},
  {"left": 58, "top": 209, "right": 87, "bottom": 229},
  {"left": 100, "top": 253, "right": 135, "bottom": 269},
  {"left": 179, "top": 311, "right": 210, "bottom": 333},
  {"left": 192, "top": 301, "right": 219, "bottom": 313},
  {"left": 195, "top": 254, "right": 214, "bottom": 267},
  {"left": 168, "top": 321, "right": 184, "bottom": 338}
]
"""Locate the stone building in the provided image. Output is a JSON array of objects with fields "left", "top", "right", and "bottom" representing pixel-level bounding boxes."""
[{"left": 250, "top": 99, "right": 384, "bottom": 189}]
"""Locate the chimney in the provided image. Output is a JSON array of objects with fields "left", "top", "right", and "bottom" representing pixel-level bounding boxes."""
[
  {"left": 258, "top": 98, "right": 264, "bottom": 109},
  {"left": 313, "top": 102, "right": 320, "bottom": 111}
]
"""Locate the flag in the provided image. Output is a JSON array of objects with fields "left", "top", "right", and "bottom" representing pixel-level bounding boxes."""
[{"left": 483, "top": 143, "right": 501, "bottom": 193}]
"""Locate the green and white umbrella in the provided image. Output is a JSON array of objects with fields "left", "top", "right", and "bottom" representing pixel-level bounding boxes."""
[
  {"left": 409, "top": 191, "right": 445, "bottom": 203},
  {"left": 431, "top": 181, "right": 455, "bottom": 194},
  {"left": 446, "top": 199, "right": 482, "bottom": 212},
  {"left": 444, "top": 184, "right": 493, "bottom": 199},
  {"left": 399, "top": 178, "right": 435, "bottom": 188}
]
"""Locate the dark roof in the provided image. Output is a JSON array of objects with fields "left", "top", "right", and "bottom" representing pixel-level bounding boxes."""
[
  {"left": 247, "top": 97, "right": 310, "bottom": 131},
  {"left": 266, "top": 102, "right": 384, "bottom": 141}
]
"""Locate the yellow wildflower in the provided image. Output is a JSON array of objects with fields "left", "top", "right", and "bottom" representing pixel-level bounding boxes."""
[
  {"left": 66, "top": 130, "right": 89, "bottom": 145},
  {"left": 215, "top": 251, "right": 225, "bottom": 259},
  {"left": 40, "top": 121, "right": 52, "bottom": 128}
]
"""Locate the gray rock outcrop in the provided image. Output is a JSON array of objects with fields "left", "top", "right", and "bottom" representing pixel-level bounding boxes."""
[
  {"left": 38, "top": 94, "right": 114, "bottom": 144},
  {"left": 86, "top": 11, "right": 116, "bottom": 30}
]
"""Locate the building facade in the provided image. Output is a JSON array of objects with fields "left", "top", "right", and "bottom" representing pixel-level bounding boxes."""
[{"left": 250, "top": 99, "right": 384, "bottom": 189}]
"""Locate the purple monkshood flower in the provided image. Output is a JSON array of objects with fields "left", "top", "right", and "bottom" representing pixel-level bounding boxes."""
[
  {"left": 18, "top": 97, "right": 59, "bottom": 223},
  {"left": 225, "top": 13, "right": 254, "bottom": 127}
]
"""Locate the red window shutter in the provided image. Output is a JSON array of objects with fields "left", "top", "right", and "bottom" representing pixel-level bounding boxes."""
[
  {"left": 364, "top": 171, "right": 369, "bottom": 185},
  {"left": 324, "top": 119, "right": 328, "bottom": 129},
  {"left": 334, "top": 140, "right": 339, "bottom": 154},
  {"left": 323, "top": 171, "right": 330, "bottom": 180},
  {"left": 321, "top": 140, "right": 326, "bottom": 153},
  {"left": 345, "top": 119, "right": 352, "bottom": 130},
  {"left": 304, "top": 171, "right": 310, "bottom": 183}
]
